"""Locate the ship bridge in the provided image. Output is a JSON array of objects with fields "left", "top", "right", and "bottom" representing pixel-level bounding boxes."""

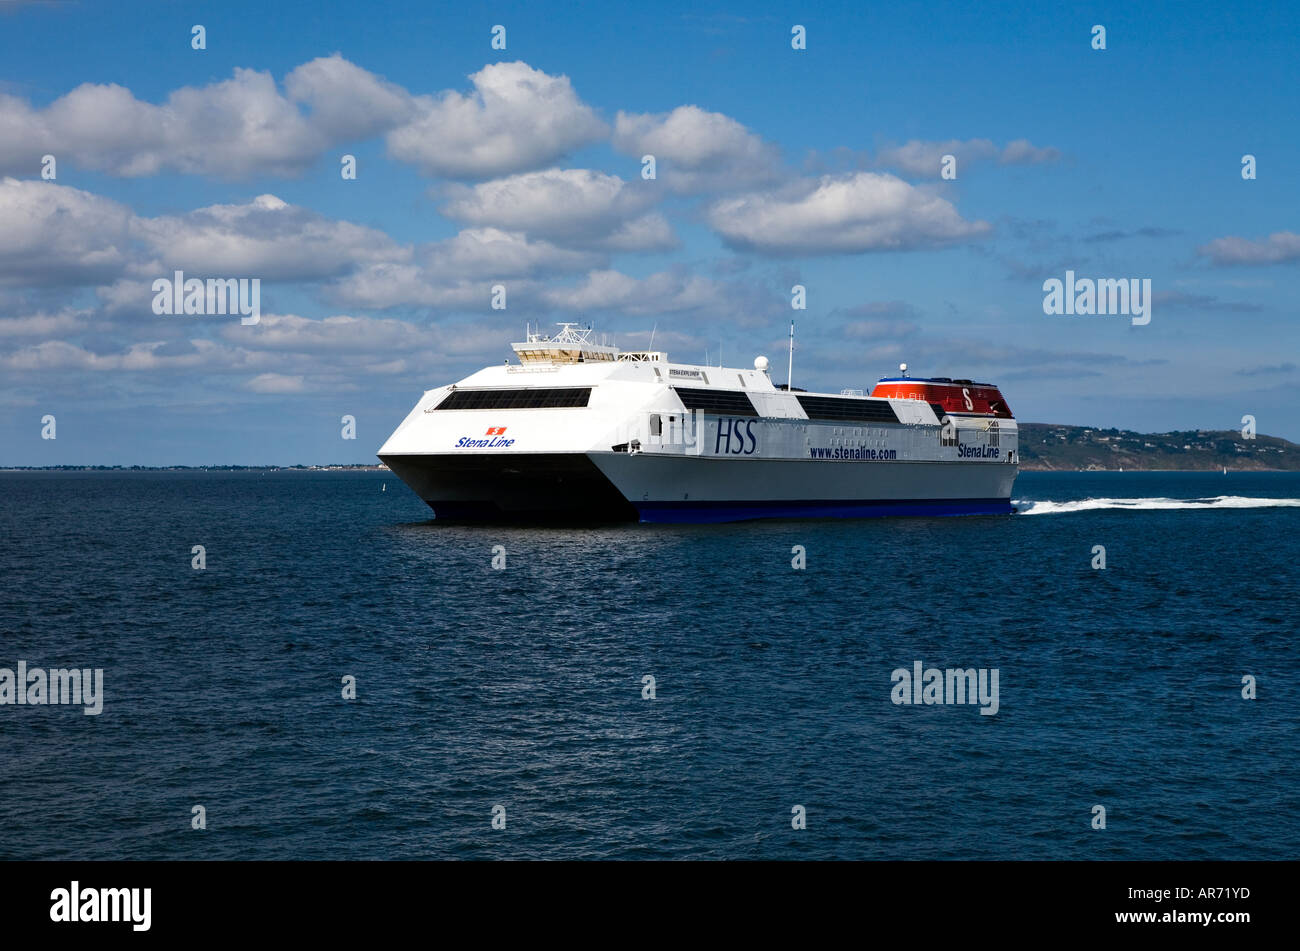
[{"left": 512, "top": 322, "right": 620, "bottom": 365}]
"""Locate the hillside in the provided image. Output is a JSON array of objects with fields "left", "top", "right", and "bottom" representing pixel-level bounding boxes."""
[{"left": 1018, "top": 423, "right": 1300, "bottom": 471}]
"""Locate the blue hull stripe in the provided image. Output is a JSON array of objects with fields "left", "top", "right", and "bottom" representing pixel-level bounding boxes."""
[{"left": 634, "top": 497, "right": 1015, "bottom": 524}]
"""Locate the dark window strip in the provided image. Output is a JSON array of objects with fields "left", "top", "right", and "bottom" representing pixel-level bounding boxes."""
[
  {"left": 796, "top": 395, "right": 900, "bottom": 424},
  {"left": 434, "top": 387, "right": 592, "bottom": 410},
  {"left": 672, "top": 387, "right": 759, "bottom": 417}
]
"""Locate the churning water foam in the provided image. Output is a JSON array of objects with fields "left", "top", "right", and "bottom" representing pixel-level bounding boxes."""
[{"left": 1015, "top": 495, "right": 1300, "bottom": 515}]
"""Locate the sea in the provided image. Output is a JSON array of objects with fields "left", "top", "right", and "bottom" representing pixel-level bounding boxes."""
[{"left": 1, "top": 469, "right": 1296, "bottom": 860}]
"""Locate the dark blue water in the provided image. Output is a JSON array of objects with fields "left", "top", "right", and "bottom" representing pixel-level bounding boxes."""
[{"left": 1, "top": 470, "right": 1296, "bottom": 859}]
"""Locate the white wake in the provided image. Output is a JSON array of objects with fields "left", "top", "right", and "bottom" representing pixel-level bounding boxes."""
[{"left": 1014, "top": 495, "right": 1300, "bottom": 515}]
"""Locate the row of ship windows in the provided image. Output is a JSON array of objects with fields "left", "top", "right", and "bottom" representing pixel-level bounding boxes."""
[
  {"left": 434, "top": 390, "right": 999, "bottom": 447},
  {"left": 826, "top": 430, "right": 889, "bottom": 447}
]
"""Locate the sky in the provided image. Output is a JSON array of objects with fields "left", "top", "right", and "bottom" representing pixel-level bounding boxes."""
[{"left": 0, "top": 0, "right": 1296, "bottom": 465}]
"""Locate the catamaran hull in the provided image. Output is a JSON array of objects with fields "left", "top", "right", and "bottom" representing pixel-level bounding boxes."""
[
  {"left": 380, "top": 452, "right": 637, "bottom": 521},
  {"left": 380, "top": 451, "right": 1016, "bottom": 523}
]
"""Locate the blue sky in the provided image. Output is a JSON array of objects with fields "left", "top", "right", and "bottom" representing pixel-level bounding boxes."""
[{"left": 1, "top": 0, "right": 1296, "bottom": 465}]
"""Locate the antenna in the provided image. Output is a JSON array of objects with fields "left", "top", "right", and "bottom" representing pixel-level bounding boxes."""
[
  {"left": 787, "top": 320, "right": 795, "bottom": 390},
  {"left": 648, "top": 322, "right": 657, "bottom": 352}
]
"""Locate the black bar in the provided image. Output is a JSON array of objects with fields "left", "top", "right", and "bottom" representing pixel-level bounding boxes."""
[{"left": 2, "top": 860, "right": 1280, "bottom": 938}]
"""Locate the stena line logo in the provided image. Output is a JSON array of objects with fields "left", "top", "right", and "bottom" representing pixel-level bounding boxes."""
[
  {"left": 957, "top": 443, "right": 1000, "bottom": 458},
  {"left": 50, "top": 881, "right": 151, "bottom": 931},
  {"left": 455, "top": 426, "right": 515, "bottom": 449}
]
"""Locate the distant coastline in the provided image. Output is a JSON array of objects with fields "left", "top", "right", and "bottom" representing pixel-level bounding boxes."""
[
  {"left": 4, "top": 424, "right": 1297, "bottom": 473},
  {"left": 1017, "top": 423, "right": 1299, "bottom": 472}
]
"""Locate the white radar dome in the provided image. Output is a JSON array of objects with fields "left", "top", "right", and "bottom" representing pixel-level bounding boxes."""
[{"left": 755, "top": 356, "right": 770, "bottom": 371}]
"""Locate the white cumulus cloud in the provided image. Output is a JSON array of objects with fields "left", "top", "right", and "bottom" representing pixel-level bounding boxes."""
[
  {"left": 706, "top": 172, "right": 991, "bottom": 255},
  {"left": 0, "top": 57, "right": 598, "bottom": 181},
  {"left": 0, "top": 178, "right": 133, "bottom": 286},
  {"left": 132, "top": 194, "right": 406, "bottom": 280},
  {"left": 441, "top": 168, "right": 674, "bottom": 251},
  {"left": 612, "top": 105, "right": 784, "bottom": 194},
  {"left": 386, "top": 62, "right": 607, "bottom": 179}
]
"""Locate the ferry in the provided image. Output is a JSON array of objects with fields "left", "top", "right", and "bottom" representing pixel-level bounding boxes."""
[{"left": 377, "top": 324, "right": 1019, "bottom": 523}]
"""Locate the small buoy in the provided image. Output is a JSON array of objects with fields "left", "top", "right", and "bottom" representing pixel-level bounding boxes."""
[{"left": 382, "top": 483, "right": 386, "bottom": 491}]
